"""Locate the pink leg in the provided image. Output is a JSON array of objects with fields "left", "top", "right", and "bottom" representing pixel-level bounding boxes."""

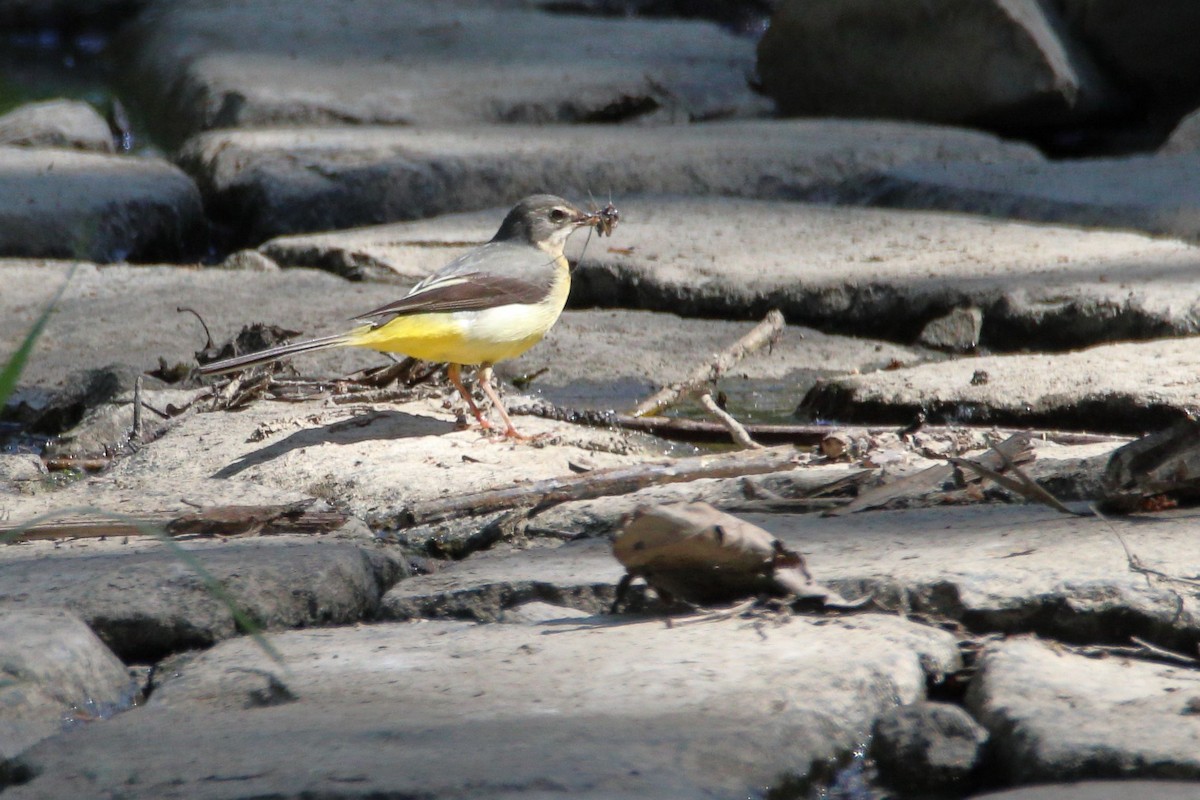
[
  {"left": 477, "top": 364, "right": 526, "bottom": 440},
  {"left": 447, "top": 363, "right": 491, "bottom": 430}
]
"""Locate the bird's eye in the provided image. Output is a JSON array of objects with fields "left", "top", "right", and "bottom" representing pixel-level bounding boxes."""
[{"left": 549, "top": 208, "right": 568, "bottom": 223}]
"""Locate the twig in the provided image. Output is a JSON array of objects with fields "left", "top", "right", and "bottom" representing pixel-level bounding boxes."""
[
  {"left": 514, "top": 403, "right": 1130, "bottom": 448},
  {"left": 373, "top": 445, "right": 803, "bottom": 529},
  {"left": 826, "top": 432, "right": 1035, "bottom": 517},
  {"left": 1, "top": 502, "right": 348, "bottom": 543},
  {"left": 697, "top": 392, "right": 762, "bottom": 449},
  {"left": 1129, "top": 635, "right": 1199, "bottom": 665},
  {"left": 131, "top": 375, "right": 144, "bottom": 444},
  {"left": 632, "top": 309, "right": 785, "bottom": 418},
  {"left": 949, "top": 455, "right": 1089, "bottom": 516}
]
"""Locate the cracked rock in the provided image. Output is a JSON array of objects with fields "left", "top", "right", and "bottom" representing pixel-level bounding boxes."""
[
  {"left": 0, "top": 608, "right": 135, "bottom": 775},
  {"left": 966, "top": 636, "right": 1200, "bottom": 783},
  {"left": 870, "top": 701, "right": 987, "bottom": 795},
  {"left": 7, "top": 614, "right": 960, "bottom": 798},
  {"left": 177, "top": 122, "right": 1037, "bottom": 246}
]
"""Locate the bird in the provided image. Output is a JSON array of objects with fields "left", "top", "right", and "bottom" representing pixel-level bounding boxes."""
[{"left": 197, "top": 194, "right": 616, "bottom": 439}]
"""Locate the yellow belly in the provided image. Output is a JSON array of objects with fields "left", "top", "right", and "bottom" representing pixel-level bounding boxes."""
[{"left": 346, "top": 264, "right": 570, "bottom": 365}]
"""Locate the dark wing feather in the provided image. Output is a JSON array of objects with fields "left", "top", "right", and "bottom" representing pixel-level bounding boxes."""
[{"left": 353, "top": 241, "right": 559, "bottom": 326}]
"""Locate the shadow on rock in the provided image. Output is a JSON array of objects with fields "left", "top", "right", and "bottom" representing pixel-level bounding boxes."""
[{"left": 212, "top": 409, "right": 455, "bottom": 478}]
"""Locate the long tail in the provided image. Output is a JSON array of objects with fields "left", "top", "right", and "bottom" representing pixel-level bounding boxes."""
[{"left": 197, "top": 331, "right": 355, "bottom": 375}]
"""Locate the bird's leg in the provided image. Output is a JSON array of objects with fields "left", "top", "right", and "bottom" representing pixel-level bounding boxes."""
[
  {"left": 476, "top": 364, "right": 526, "bottom": 440},
  {"left": 447, "top": 363, "right": 491, "bottom": 430}
]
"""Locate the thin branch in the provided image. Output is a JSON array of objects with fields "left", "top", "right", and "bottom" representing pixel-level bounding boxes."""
[
  {"left": 697, "top": 391, "right": 762, "bottom": 449},
  {"left": 632, "top": 309, "right": 785, "bottom": 418},
  {"left": 373, "top": 445, "right": 803, "bottom": 529}
]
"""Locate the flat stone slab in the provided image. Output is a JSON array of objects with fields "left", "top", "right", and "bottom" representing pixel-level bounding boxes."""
[
  {"left": 757, "top": 0, "right": 1118, "bottom": 129},
  {"left": 384, "top": 503, "right": 1200, "bottom": 651},
  {"left": 177, "top": 121, "right": 1038, "bottom": 245},
  {"left": 967, "top": 637, "right": 1200, "bottom": 782},
  {"left": 971, "top": 782, "right": 1200, "bottom": 800},
  {"left": 0, "top": 608, "right": 134, "bottom": 769},
  {"left": 839, "top": 152, "right": 1200, "bottom": 242},
  {"left": 0, "top": 99, "right": 114, "bottom": 153},
  {"left": 119, "top": 0, "right": 770, "bottom": 147},
  {"left": 799, "top": 337, "right": 1200, "bottom": 434},
  {"left": 5, "top": 614, "right": 960, "bottom": 798},
  {"left": 261, "top": 197, "right": 1200, "bottom": 351},
  {"left": 0, "top": 148, "right": 204, "bottom": 262},
  {"left": 0, "top": 259, "right": 927, "bottom": 413},
  {"left": 0, "top": 536, "right": 405, "bottom": 661}
]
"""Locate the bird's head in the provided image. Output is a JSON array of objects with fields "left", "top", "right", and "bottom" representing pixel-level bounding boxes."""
[{"left": 492, "top": 194, "right": 601, "bottom": 253}]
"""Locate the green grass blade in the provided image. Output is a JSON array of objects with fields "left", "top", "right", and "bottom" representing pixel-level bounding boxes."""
[{"left": 0, "top": 264, "right": 77, "bottom": 408}]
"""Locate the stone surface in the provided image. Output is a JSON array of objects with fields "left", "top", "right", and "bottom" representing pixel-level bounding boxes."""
[
  {"left": 259, "top": 196, "right": 1200, "bottom": 351},
  {"left": 0, "top": 609, "right": 134, "bottom": 769},
  {"left": 871, "top": 701, "right": 987, "bottom": 795},
  {"left": 0, "top": 100, "right": 114, "bottom": 153},
  {"left": 5, "top": 614, "right": 960, "bottom": 798},
  {"left": 967, "top": 637, "right": 1200, "bottom": 782},
  {"left": 0, "top": 454, "right": 44, "bottom": 482},
  {"left": 0, "top": 148, "right": 205, "bottom": 262},
  {"left": 176, "top": 121, "right": 1039, "bottom": 246},
  {"left": 839, "top": 153, "right": 1200, "bottom": 242},
  {"left": 918, "top": 306, "right": 984, "bottom": 352},
  {"left": 0, "top": 537, "right": 406, "bottom": 661},
  {"left": 117, "top": 0, "right": 769, "bottom": 148},
  {"left": 0, "top": 259, "right": 929, "bottom": 415},
  {"left": 969, "top": 781, "right": 1200, "bottom": 799},
  {"left": 758, "top": 0, "right": 1117, "bottom": 130},
  {"left": 798, "top": 337, "right": 1200, "bottom": 434},
  {"left": 385, "top": 503, "right": 1200, "bottom": 651},
  {"left": 1164, "top": 107, "right": 1200, "bottom": 154}
]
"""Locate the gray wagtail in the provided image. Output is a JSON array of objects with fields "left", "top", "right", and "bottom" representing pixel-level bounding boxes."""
[{"left": 198, "top": 195, "right": 616, "bottom": 439}]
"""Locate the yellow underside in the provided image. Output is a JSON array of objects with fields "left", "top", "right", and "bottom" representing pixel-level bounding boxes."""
[
  {"left": 345, "top": 259, "right": 571, "bottom": 366},
  {"left": 343, "top": 307, "right": 550, "bottom": 366}
]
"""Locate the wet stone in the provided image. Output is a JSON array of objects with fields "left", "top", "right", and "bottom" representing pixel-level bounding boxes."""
[
  {"left": 0, "top": 148, "right": 205, "bottom": 263},
  {"left": 870, "top": 701, "right": 988, "bottom": 795},
  {"left": 0, "top": 99, "right": 114, "bottom": 153},
  {"left": 0, "top": 608, "right": 135, "bottom": 773}
]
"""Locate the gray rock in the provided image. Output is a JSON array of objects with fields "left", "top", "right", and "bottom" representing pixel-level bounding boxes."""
[
  {"left": 7, "top": 614, "right": 961, "bottom": 798},
  {"left": 1057, "top": 0, "right": 1200, "bottom": 112},
  {"left": 0, "top": 539, "right": 406, "bottom": 661},
  {"left": 0, "top": 608, "right": 134, "bottom": 771},
  {"left": 43, "top": 385, "right": 209, "bottom": 460},
  {"left": 0, "top": 258, "right": 932, "bottom": 413},
  {"left": 969, "top": 780, "right": 1200, "bottom": 799},
  {"left": 798, "top": 337, "right": 1200, "bottom": 434},
  {"left": 1163, "top": 107, "right": 1200, "bottom": 154},
  {"left": 117, "top": 0, "right": 770, "bottom": 148},
  {"left": 0, "top": 147, "right": 205, "bottom": 262},
  {"left": 838, "top": 152, "right": 1200, "bottom": 242},
  {"left": 0, "top": 100, "right": 114, "bottom": 153},
  {"left": 8, "top": 364, "right": 158, "bottom": 436},
  {"left": 385, "top": 503, "right": 1200, "bottom": 651},
  {"left": 382, "top": 538, "right": 623, "bottom": 621},
  {"left": 177, "top": 121, "right": 1039, "bottom": 245},
  {"left": 871, "top": 701, "right": 987, "bottom": 795},
  {"left": 259, "top": 196, "right": 1200, "bottom": 352},
  {"left": 918, "top": 306, "right": 984, "bottom": 352},
  {"left": 0, "top": 454, "right": 45, "bottom": 482},
  {"left": 967, "top": 637, "right": 1200, "bottom": 782},
  {"left": 757, "top": 0, "right": 1118, "bottom": 129}
]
